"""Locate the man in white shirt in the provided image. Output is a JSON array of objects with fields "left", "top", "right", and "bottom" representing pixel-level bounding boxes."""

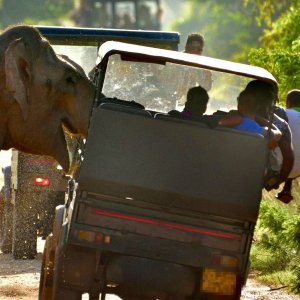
[
  {"left": 173, "top": 33, "right": 212, "bottom": 106},
  {"left": 277, "top": 89, "right": 300, "bottom": 203}
]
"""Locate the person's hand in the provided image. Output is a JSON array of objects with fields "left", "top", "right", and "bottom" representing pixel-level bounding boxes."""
[
  {"left": 264, "top": 172, "right": 281, "bottom": 191},
  {"left": 255, "top": 115, "right": 269, "bottom": 126},
  {"left": 268, "top": 139, "right": 278, "bottom": 149}
]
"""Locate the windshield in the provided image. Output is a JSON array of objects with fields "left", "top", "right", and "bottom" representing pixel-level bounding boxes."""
[
  {"left": 53, "top": 45, "right": 98, "bottom": 76},
  {"left": 101, "top": 54, "right": 254, "bottom": 114}
]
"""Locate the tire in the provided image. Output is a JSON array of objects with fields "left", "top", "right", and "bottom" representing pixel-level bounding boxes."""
[
  {"left": 53, "top": 288, "right": 82, "bottom": 300},
  {"left": 52, "top": 246, "right": 82, "bottom": 300},
  {"left": 12, "top": 190, "right": 37, "bottom": 259},
  {"left": 39, "top": 235, "right": 55, "bottom": 300},
  {"left": 89, "top": 293, "right": 101, "bottom": 300},
  {"left": 0, "top": 202, "right": 13, "bottom": 253}
]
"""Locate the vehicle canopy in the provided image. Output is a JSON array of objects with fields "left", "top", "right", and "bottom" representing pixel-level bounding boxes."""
[
  {"left": 77, "top": 41, "right": 277, "bottom": 222},
  {"left": 36, "top": 26, "right": 179, "bottom": 76},
  {"left": 96, "top": 41, "right": 277, "bottom": 86},
  {"left": 36, "top": 26, "right": 179, "bottom": 49}
]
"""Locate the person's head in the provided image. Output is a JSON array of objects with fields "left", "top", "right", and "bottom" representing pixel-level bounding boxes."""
[
  {"left": 243, "top": 80, "right": 277, "bottom": 119},
  {"left": 184, "top": 86, "right": 209, "bottom": 116},
  {"left": 237, "top": 89, "right": 258, "bottom": 118},
  {"left": 184, "top": 33, "right": 204, "bottom": 55},
  {"left": 286, "top": 89, "right": 300, "bottom": 108}
]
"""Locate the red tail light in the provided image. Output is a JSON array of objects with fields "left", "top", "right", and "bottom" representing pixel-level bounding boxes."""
[
  {"left": 93, "top": 209, "right": 241, "bottom": 240},
  {"left": 34, "top": 177, "right": 50, "bottom": 186}
]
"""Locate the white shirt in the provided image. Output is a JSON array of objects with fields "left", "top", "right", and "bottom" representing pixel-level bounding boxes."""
[{"left": 286, "top": 108, "right": 300, "bottom": 178}]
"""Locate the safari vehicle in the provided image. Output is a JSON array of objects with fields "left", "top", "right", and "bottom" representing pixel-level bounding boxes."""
[
  {"left": 0, "top": 26, "right": 179, "bottom": 260},
  {"left": 0, "top": 152, "right": 66, "bottom": 259},
  {"left": 11, "top": 151, "right": 67, "bottom": 259},
  {"left": 37, "top": 25, "right": 179, "bottom": 71},
  {"left": 39, "top": 40, "right": 277, "bottom": 300},
  {"left": 72, "top": 0, "right": 162, "bottom": 31}
]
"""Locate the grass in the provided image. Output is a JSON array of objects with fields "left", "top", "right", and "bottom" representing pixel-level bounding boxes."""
[{"left": 250, "top": 178, "right": 300, "bottom": 293}]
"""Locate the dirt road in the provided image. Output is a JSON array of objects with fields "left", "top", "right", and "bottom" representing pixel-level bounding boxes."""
[{"left": 0, "top": 239, "right": 299, "bottom": 300}]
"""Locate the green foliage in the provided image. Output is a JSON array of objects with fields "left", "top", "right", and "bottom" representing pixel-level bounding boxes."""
[
  {"left": 0, "top": 0, "right": 75, "bottom": 28},
  {"left": 248, "top": 3, "right": 300, "bottom": 103},
  {"left": 251, "top": 195, "right": 300, "bottom": 293},
  {"left": 261, "top": 4, "right": 300, "bottom": 48},
  {"left": 170, "top": 0, "right": 264, "bottom": 62},
  {"left": 244, "top": 0, "right": 294, "bottom": 27}
]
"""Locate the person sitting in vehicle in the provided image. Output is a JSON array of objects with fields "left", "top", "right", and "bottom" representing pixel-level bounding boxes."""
[
  {"left": 181, "top": 85, "right": 209, "bottom": 117},
  {"left": 169, "top": 86, "right": 223, "bottom": 128},
  {"left": 219, "top": 88, "right": 281, "bottom": 143},
  {"left": 247, "top": 80, "right": 294, "bottom": 194},
  {"left": 219, "top": 80, "right": 294, "bottom": 193},
  {"left": 169, "top": 85, "right": 208, "bottom": 117}
]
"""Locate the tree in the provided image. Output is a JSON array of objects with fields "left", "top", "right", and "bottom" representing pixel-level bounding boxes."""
[
  {"left": 248, "top": 2, "right": 300, "bottom": 102},
  {"left": 245, "top": 0, "right": 295, "bottom": 27},
  {"left": 170, "top": 0, "right": 264, "bottom": 62},
  {"left": 0, "top": 0, "right": 75, "bottom": 28}
]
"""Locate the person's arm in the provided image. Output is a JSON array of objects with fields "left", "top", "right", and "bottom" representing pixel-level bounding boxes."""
[
  {"left": 262, "top": 125, "right": 282, "bottom": 144},
  {"left": 265, "top": 122, "right": 294, "bottom": 191},
  {"left": 278, "top": 138, "right": 294, "bottom": 182},
  {"left": 255, "top": 115, "right": 269, "bottom": 127},
  {"left": 257, "top": 116, "right": 282, "bottom": 146},
  {"left": 202, "top": 70, "right": 213, "bottom": 91},
  {"left": 218, "top": 111, "right": 242, "bottom": 127}
]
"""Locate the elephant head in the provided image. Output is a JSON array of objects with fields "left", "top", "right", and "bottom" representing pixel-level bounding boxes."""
[{"left": 0, "top": 25, "right": 95, "bottom": 171}]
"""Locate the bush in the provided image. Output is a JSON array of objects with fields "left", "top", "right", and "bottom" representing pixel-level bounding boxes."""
[{"left": 250, "top": 182, "right": 300, "bottom": 293}]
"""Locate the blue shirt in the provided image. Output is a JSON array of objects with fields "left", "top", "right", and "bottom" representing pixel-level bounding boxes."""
[{"left": 234, "top": 117, "right": 264, "bottom": 135}]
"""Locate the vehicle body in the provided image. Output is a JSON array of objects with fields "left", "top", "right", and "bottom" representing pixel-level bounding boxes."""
[
  {"left": 39, "top": 40, "right": 277, "bottom": 300},
  {"left": 0, "top": 26, "right": 180, "bottom": 260},
  {"left": 0, "top": 151, "right": 66, "bottom": 259},
  {"left": 72, "top": 0, "right": 162, "bottom": 30},
  {"left": 0, "top": 165, "right": 12, "bottom": 254}
]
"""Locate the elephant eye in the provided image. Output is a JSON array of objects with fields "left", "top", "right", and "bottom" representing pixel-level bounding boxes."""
[{"left": 66, "top": 76, "right": 76, "bottom": 85}]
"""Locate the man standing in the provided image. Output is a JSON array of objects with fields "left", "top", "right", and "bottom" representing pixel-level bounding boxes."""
[
  {"left": 174, "top": 33, "right": 212, "bottom": 106},
  {"left": 277, "top": 89, "right": 300, "bottom": 203},
  {"left": 184, "top": 33, "right": 205, "bottom": 55}
]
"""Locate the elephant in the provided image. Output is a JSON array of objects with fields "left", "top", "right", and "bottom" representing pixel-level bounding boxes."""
[{"left": 0, "top": 25, "right": 95, "bottom": 171}]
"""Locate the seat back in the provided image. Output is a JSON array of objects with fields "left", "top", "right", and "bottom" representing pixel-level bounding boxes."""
[{"left": 78, "top": 104, "right": 267, "bottom": 222}]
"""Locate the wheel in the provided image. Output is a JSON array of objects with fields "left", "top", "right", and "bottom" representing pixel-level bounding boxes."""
[
  {"left": 12, "top": 190, "right": 37, "bottom": 259},
  {"left": 52, "top": 246, "right": 82, "bottom": 300},
  {"left": 0, "top": 201, "right": 13, "bottom": 253},
  {"left": 39, "top": 235, "right": 55, "bottom": 300},
  {"left": 89, "top": 293, "right": 101, "bottom": 300},
  {"left": 52, "top": 287, "right": 82, "bottom": 300}
]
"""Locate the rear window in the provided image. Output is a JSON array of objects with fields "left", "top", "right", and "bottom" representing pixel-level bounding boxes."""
[{"left": 101, "top": 53, "right": 254, "bottom": 114}]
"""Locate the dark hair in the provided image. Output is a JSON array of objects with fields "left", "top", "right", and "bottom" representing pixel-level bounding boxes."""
[
  {"left": 287, "top": 89, "right": 300, "bottom": 107},
  {"left": 186, "top": 33, "right": 204, "bottom": 47},
  {"left": 244, "top": 80, "right": 277, "bottom": 118},
  {"left": 185, "top": 86, "right": 209, "bottom": 114},
  {"left": 237, "top": 89, "right": 257, "bottom": 114}
]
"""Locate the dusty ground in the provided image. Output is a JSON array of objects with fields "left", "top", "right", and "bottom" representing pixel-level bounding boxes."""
[
  {"left": 0, "top": 239, "right": 299, "bottom": 300},
  {"left": 0, "top": 239, "right": 43, "bottom": 300}
]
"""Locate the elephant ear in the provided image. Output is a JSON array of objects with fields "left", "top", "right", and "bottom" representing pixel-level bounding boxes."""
[{"left": 4, "top": 38, "right": 31, "bottom": 120}]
